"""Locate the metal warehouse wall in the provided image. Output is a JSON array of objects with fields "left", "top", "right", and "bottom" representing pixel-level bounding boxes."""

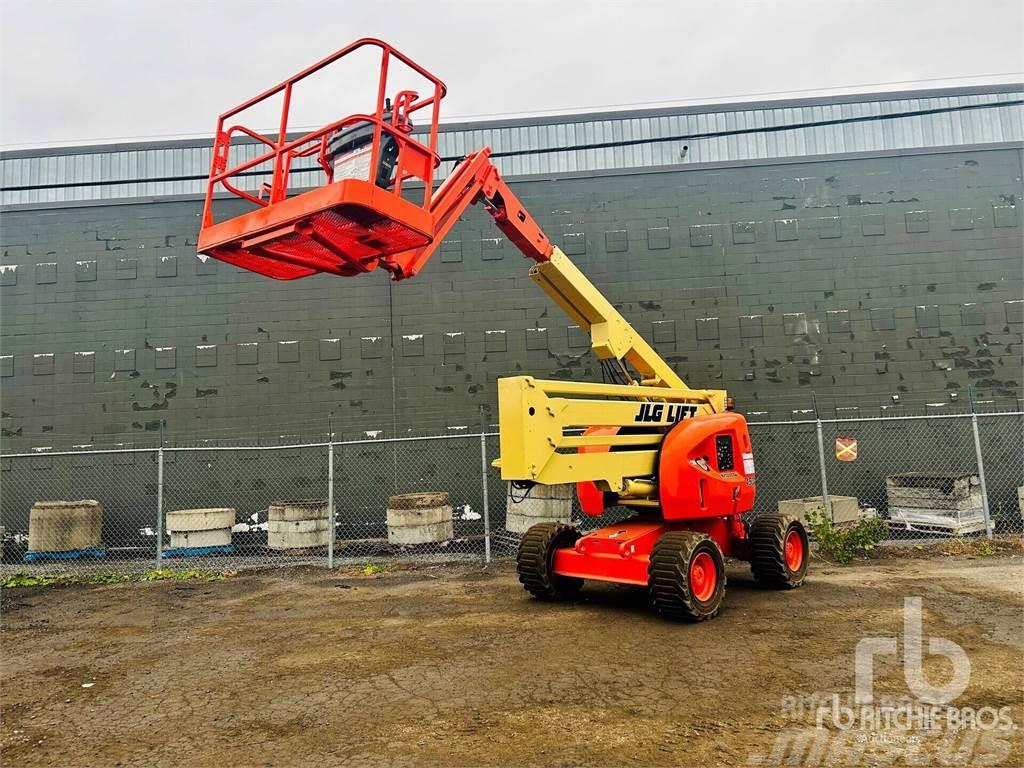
[{"left": 0, "top": 146, "right": 1022, "bottom": 449}]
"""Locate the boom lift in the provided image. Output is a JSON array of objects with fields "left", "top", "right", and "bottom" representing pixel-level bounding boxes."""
[{"left": 197, "top": 39, "right": 809, "bottom": 621}]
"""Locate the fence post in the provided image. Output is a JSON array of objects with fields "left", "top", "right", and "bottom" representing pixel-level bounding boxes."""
[
  {"left": 815, "top": 418, "right": 831, "bottom": 518},
  {"left": 970, "top": 413, "right": 994, "bottom": 540},
  {"left": 155, "top": 427, "right": 165, "bottom": 566},
  {"left": 327, "top": 417, "right": 335, "bottom": 569},
  {"left": 479, "top": 405, "right": 491, "bottom": 564},
  {"left": 480, "top": 433, "right": 491, "bottom": 564},
  {"left": 812, "top": 395, "right": 831, "bottom": 517}
]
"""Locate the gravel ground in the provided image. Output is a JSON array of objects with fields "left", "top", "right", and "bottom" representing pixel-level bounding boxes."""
[{"left": 2, "top": 552, "right": 1021, "bottom": 767}]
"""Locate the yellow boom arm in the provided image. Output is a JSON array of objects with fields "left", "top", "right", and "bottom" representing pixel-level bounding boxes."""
[{"left": 497, "top": 247, "right": 728, "bottom": 495}]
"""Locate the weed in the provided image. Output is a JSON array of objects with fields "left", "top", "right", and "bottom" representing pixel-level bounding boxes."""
[
  {"left": 806, "top": 507, "right": 888, "bottom": 564},
  {"left": 2, "top": 569, "right": 233, "bottom": 589},
  {"left": 362, "top": 563, "right": 385, "bottom": 576}
]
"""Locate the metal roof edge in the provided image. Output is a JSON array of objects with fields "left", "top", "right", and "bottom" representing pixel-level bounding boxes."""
[
  {"left": 429, "top": 83, "right": 1024, "bottom": 132},
  {"left": 2, "top": 83, "right": 1020, "bottom": 161}
]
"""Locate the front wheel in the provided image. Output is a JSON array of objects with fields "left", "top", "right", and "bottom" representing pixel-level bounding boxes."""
[
  {"left": 749, "top": 513, "right": 809, "bottom": 589},
  {"left": 648, "top": 531, "right": 726, "bottom": 621}
]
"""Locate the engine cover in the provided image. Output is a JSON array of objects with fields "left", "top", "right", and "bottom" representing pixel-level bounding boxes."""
[{"left": 658, "top": 413, "right": 756, "bottom": 521}]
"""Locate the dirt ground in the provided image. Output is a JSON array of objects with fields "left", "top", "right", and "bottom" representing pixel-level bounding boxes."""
[{"left": 2, "top": 552, "right": 1022, "bottom": 767}]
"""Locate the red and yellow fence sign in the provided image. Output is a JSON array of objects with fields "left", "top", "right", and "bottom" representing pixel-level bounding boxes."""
[{"left": 835, "top": 437, "right": 858, "bottom": 462}]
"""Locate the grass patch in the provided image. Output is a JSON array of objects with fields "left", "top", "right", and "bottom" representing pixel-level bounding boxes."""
[{"left": 2, "top": 569, "right": 236, "bottom": 589}]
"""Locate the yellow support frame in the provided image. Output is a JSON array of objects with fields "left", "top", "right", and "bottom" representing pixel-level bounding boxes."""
[{"left": 497, "top": 247, "right": 728, "bottom": 493}]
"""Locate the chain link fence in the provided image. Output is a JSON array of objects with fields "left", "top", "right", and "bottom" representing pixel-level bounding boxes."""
[{"left": 2, "top": 412, "right": 1021, "bottom": 576}]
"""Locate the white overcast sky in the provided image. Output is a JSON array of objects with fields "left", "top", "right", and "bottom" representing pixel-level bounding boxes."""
[{"left": 0, "top": 0, "right": 1021, "bottom": 148}]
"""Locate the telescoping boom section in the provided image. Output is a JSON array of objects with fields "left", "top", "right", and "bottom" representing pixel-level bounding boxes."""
[{"left": 197, "top": 39, "right": 810, "bottom": 621}]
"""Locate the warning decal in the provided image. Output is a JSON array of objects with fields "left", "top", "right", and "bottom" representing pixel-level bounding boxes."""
[
  {"left": 835, "top": 437, "right": 858, "bottom": 462},
  {"left": 742, "top": 451, "right": 756, "bottom": 475}
]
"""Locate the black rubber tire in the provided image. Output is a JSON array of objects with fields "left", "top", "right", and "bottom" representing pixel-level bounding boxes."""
[
  {"left": 648, "top": 531, "right": 726, "bottom": 622},
  {"left": 749, "top": 513, "right": 809, "bottom": 589},
  {"left": 516, "top": 522, "right": 583, "bottom": 600}
]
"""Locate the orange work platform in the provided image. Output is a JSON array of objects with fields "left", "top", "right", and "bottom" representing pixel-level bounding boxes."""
[
  {"left": 196, "top": 38, "right": 552, "bottom": 281},
  {"left": 196, "top": 39, "right": 449, "bottom": 281},
  {"left": 199, "top": 179, "right": 434, "bottom": 279}
]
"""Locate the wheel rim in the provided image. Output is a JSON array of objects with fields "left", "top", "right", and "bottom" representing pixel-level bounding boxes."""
[
  {"left": 689, "top": 551, "right": 717, "bottom": 603},
  {"left": 784, "top": 529, "right": 804, "bottom": 572}
]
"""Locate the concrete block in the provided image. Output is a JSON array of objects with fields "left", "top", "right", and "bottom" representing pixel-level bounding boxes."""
[
  {"left": 778, "top": 495, "right": 859, "bottom": 525},
  {"left": 169, "top": 527, "right": 233, "bottom": 549},
  {"left": 267, "top": 500, "right": 331, "bottom": 549},
  {"left": 29, "top": 500, "right": 103, "bottom": 552},
  {"left": 166, "top": 508, "right": 234, "bottom": 548},
  {"left": 885, "top": 474, "right": 981, "bottom": 511},
  {"left": 267, "top": 520, "right": 330, "bottom": 550},
  {"left": 386, "top": 492, "right": 454, "bottom": 544},
  {"left": 166, "top": 508, "right": 235, "bottom": 531},
  {"left": 505, "top": 483, "right": 572, "bottom": 534},
  {"left": 886, "top": 473, "right": 987, "bottom": 535},
  {"left": 269, "top": 499, "right": 331, "bottom": 522}
]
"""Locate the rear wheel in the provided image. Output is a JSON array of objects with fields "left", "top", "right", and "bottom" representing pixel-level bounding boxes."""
[
  {"left": 648, "top": 531, "right": 726, "bottom": 621},
  {"left": 516, "top": 522, "right": 583, "bottom": 600},
  {"left": 749, "top": 513, "right": 809, "bottom": 588}
]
